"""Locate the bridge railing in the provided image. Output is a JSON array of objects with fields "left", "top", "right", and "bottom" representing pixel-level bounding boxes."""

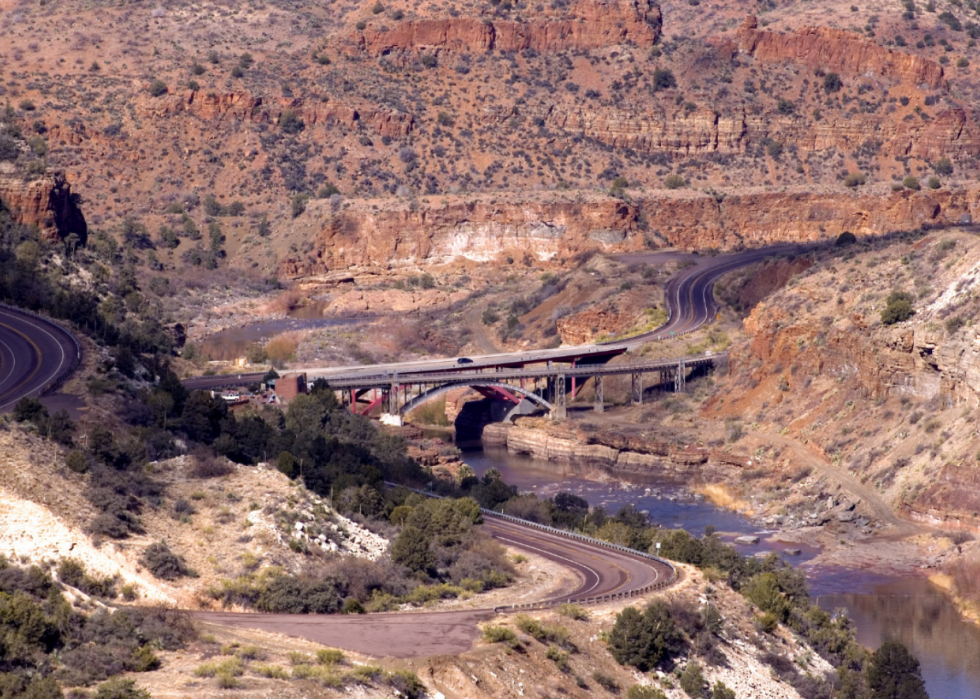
[
  {"left": 325, "top": 353, "right": 726, "bottom": 388},
  {"left": 383, "top": 481, "right": 678, "bottom": 613}
]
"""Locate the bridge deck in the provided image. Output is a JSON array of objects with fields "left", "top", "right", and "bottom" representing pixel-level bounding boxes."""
[{"left": 326, "top": 353, "right": 723, "bottom": 389}]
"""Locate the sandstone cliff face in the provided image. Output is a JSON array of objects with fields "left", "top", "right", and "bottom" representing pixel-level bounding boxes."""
[
  {"left": 544, "top": 104, "right": 980, "bottom": 161},
  {"left": 483, "top": 419, "right": 740, "bottom": 479},
  {"left": 138, "top": 90, "right": 414, "bottom": 138},
  {"left": 278, "top": 199, "right": 639, "bottom": 276},
  {"left": 349, "top": 0, "right": 661, "bottom": 55},
  {"left": 645, "top": 185, "right": 980, "bottom": 251},
  {"left": 0, "top": 172, "right": 86, "bottom": 242},
  {"left": 722, "top": 232, "right": 980, "bottom": 525},
  {"left": 279, "top": 186, "right": 980, "bottom": 275},
  {"left": 735, "top": 15, "right": 946, "bottom": 90}
]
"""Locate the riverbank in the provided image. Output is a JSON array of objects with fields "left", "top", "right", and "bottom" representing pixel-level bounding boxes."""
[{"left": 480, "top": 414, "right": 964, "bottom": 582}]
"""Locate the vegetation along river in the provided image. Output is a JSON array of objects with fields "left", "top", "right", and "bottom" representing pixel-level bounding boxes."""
[{"left": 463, "top": 448, "right": 980, "bottom": 698}]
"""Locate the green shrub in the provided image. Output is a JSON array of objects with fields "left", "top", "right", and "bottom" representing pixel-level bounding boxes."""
[
  {"left": 139, "top": 541, "right": 191, "bottom": 580},
  {"left": 653, "top": 68, "right": 676, "bottom": 91},
  {"left": 131, "top": 645, "right": 161, "bottom": 672},
  {"left": 679, "top": 661, "right": 706, "bottom": 697},
  {"left": 593, "top": 671, "right": 620, "bottom": 692},
  {"left": 902, "top": 175, "right": 921, "bottom": 190},
  {"left": 547, "top": 644, "right": 570, "bottom": 671},
  {"left": 557, "top": 603, "right": 589, "bottom": 621},
  {"left": 627, "top": 687, "right": 667, "bottom": 699},
  {"left": 711, "top": 680, "right": 736, "bottom": 699},
  {"left": 867, "top": 641, "right": 927, "bottom": 699},
  {"left": 608, "top": 602, "right": 681, "bottom": 671},
  {"left": 835, "top": 231, "right": 857, "bottom": 247},
  {"left": 946, "top": 315, "right": 966, "bottom": 334},
  {"left": 927, "top": 176, "right": 941, "bottom": 189},
  {"left": 317, "top": 648, "right": 345, "bottom": 665},
  {"left": 256, "top": 664, "right": 290, "bottom": 679},
  {"left": 148, "top": 79, "right": 168, "bottom": 97},
  {"left": 881, "top": 290, "right": 915, "bottom": 325},
  {"left": 844, "top": 172, "right": 867, "bottom": 187},
  {"left": 66, "top": 449, "right": 89, "bottom": 473},
  {"left": 279, "top": 110, "right": 305, "bottom": 135},
  {"left": 483, "top": 625, "right": 518, "bottom": 645},
  {"left": 823, "top": 72, "right": 842, "bottom": 92},
  {"left": 934, "top": 157, "right": 954, "bottom": 175},
  {"left": 664, "top": 174, "right": 686, "bottom": 189},
  {"left": 93, "top": 678, "right": 151, "bottom": 699}
]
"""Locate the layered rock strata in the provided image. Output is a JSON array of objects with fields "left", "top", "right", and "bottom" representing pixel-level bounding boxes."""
[
  {"left": 545, "top": 105, "right": 980, "bottom": 161},
  {"left": 349, "top": 0, "right": 661, "bottom": 55},
  {"left": 0, "top": 171, "right": 87, "bottom": 242},
  {"left": 138, "top": 90, "right": 415, "bottom": 137},
  {"left": 279, "top": 185, "right": 980, "bottom": 276},
  {"left": 482, "top": 419, "right": 744, "bottom": 479},
  {"left": 735, "top": 16, "right": 946, "bottom": 90}
]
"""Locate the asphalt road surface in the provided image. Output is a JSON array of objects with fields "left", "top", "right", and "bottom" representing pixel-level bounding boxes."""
[
  {"left": 0, "top": 306, "right": 79, "bottom": 412},
  {"left": 184, "top": 244, "right": 802, "bottom": 390},
  {"left": 194, "top": 517, "right": 674, "bottom": 658}
]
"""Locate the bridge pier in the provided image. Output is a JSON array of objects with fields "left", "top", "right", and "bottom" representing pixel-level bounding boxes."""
[
  {"left": 631, "top": 372, "right": 643, "bottom": 405},
  {"left": 551, "top": 373, "right": 567, "bottom": 419},
  {"left": 594, "top": 376, "right": 604, "bottom": 413},
  {"left": 674, "top": 360, "right": 686, "bottom": 393}
]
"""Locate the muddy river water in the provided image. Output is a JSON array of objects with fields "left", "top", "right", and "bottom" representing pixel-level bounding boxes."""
[{"left": 463, "top": 448, "right": 980, "bottom": 698}]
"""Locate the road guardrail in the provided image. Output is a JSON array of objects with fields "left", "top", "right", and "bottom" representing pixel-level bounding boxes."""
[{"left": 383, "top": 482, "right": 679, "bottom": 613}]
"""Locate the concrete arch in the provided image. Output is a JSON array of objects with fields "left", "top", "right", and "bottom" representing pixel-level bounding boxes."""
[{"left": 399, "top": 381, "right": 553, "bottom": 417}]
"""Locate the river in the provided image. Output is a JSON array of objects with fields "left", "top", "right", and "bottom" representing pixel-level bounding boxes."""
[{"left": 463, "top": 447, "right": 980, "bottom": 698}]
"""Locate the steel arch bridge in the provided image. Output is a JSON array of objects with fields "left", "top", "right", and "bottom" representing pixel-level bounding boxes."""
[{"left": 398, "top": 381, "right": 553, "bottom": 417}]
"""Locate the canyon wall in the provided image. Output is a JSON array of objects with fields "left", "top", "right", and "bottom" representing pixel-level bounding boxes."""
[
  {"left": 735, "top": 15, "right": 946, "bottom": 89},
  {"left": 137, "top": 90, "right": 415, "bottom": 137},
  {"left": 279, "top": 185, "right": 980, "bottom": 276},
  {"left": 546, "top": 105, "right": 980, "bottom": 161},
  {"left": 348, "top": 0, "right": 661, "bottom": 55},
  {"left": 0, "top": 172, "right": 87, "bottom": 242},
  {"left": 278, "top": 199, "right": 640, "bottom": 276},
  {"left": 483, "top": 419, "right": 744, "bottom": 478}
]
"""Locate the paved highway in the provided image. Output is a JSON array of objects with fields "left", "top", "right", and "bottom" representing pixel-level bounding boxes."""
[
  {"left": 183, "top": 244, "right": 801, "bottom": 391},
  {"left": 0, "top": 306, "right": 80, "bottom": 412},
  {"left": 194, "top": 517, "right": 675, "bottom": 658}
]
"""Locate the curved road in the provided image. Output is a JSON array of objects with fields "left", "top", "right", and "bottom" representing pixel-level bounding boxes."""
[
  {"left": 0, "top": 306, "right": 79, "bottom": 412},
  {"left": 194, "top": 517, "right": 675, "bottom": 658},
  {"left": 183, "top": 243, "right": 802, "bottom": 391}
]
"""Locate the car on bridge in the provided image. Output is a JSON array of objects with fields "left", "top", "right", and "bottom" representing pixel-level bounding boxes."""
[{"left": 456, "top": 357, "right": 474, "bottom": 365}]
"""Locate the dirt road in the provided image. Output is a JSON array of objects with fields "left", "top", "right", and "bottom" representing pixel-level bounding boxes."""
[{"left": 755, "top": 431, "right": 924, "bottom": 537}]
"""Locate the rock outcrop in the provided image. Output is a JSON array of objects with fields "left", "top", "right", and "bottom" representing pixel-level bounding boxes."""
[
  {"left": 483, "top": 418, "right": 741, "bottom": 478},
  {"left": 279, "top": 185, "right": 980, "bottom": 275},
  {"left": 278, "top": 199, "right": 639, "bottom": 276},
  {"left": 545, "top": 105, "right": 980, "bottom": 161},
  {"left": 0, "top": 171, "right": 87, "bottom": 243},
  {"left": 349, "top": 0, "right": 661, "bottom": 55},
  {"left": 139, "top": 90, "right": 415, "bottom": 137},
  {"left": 735, "top": 15, "right": 946, "bottom": 90}
]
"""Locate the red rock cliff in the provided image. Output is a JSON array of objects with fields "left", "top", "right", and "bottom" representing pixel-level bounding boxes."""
[
  {"left": 545, "top": 105, "right": 980, "bottom": 161},
  {"left": 278, "top": 199, "right": 639, "bottom": 277},
  {"left": 278, "top": 185, "right": 980, "bottom": 276},
  {"left": 138, "top": 90, "right": 414, "bottom": 138},
  {"left": 349, "top": 0, "right": 661, "bottom": 55},
  {"left": 0, "top": 171, "right": 87, "bottom": 243},
  {"left": 736, "top": 15, "right": 946, "bottom": 89}
]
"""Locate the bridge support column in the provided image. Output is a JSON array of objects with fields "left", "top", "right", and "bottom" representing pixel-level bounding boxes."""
[
  {"left": 594, "top": 376, "right": 604, "bottom": 413},
  {"left": 674, "top": 360, "right": 686, "bottom": 393},
  {"left": 631, "top": 372, "right": 643, "bottom": 405},
  {"left": 552, "top": 373, "right": 567, "bottom": 419}
]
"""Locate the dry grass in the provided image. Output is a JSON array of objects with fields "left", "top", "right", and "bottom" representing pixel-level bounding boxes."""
[
  {"left": 264, "top": 331, "right": 307, "bottom": 366},
  {"left": 697, "top": 484, "right": 751, "bottom": 514}
]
